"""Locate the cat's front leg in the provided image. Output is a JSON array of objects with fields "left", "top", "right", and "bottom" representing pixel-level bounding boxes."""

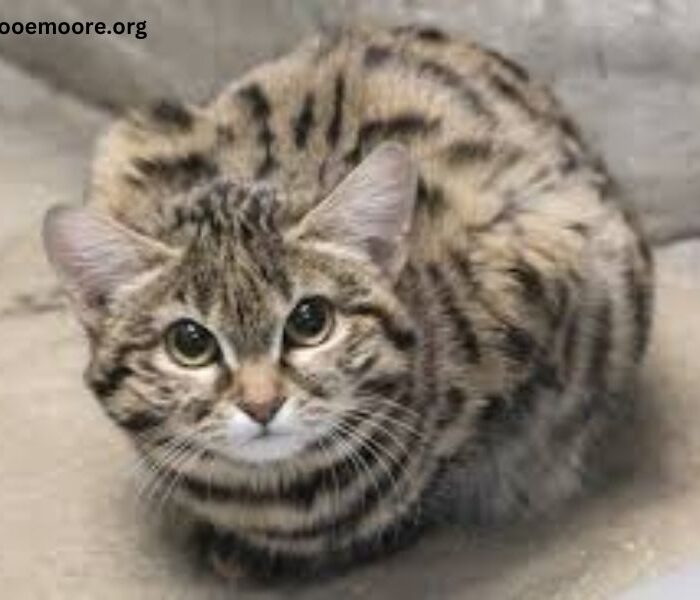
[{"left": 208, "top": 541, "right": 248, "bottom": 582}]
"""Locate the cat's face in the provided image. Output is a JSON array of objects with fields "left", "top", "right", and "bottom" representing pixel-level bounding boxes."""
[{"left": 44, "top": 143, "right": 419, "bottom": 467}]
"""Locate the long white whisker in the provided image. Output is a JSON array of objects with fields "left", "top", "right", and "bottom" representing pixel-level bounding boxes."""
[
  {"left": 346, "top": 406, "right": 426, "bottom": 443},
  {"left": 331, "top": 420, "right": 397, "bottom": 505}
]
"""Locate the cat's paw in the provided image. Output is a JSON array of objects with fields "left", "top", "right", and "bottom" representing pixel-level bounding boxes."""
[{"left": 208, "top": 544, "right": 247, "bottom": 582}]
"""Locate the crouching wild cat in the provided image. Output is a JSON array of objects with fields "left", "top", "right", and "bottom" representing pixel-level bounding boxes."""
[{"left": 42, "top": 25, "right": 653, "bottom": 576}]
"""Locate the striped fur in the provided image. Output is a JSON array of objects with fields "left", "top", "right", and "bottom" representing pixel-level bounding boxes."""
[{"left": 48, "top": 25, "right": 653, "bottom": 576}]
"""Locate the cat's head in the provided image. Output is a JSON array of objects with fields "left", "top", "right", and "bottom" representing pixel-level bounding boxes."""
[{"left": 43, "top": 142, "right": 421, "bottom": 466}]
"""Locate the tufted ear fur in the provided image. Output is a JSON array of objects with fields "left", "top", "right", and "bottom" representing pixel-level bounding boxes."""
[
  {"left": 292, "top": 142, "right": 418, "bottom": 279},
  {"left": 42, "top": 205, "right": 176, "bottom": 329}
]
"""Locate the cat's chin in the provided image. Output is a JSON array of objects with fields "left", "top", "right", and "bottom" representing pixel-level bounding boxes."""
[
  {"left": 213, "top": 400, "right": 330, "bottom": 464},
  {"left": 221, "top": 431, "right": 311, "bottom": 464}
]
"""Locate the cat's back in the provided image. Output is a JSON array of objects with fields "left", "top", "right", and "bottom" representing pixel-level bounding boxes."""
[
  {"left": 93, "top": 24, "right": 640, "bottom": 272},
  {"left": 205, "top": 25, "right": 616, "bottom": 251}
]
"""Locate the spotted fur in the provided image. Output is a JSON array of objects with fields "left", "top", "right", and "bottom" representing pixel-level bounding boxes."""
[{"left": 43, "top": 25, "right": 653, "bottom": 576}]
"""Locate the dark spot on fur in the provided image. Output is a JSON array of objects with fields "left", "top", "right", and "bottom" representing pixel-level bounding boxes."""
[
  {"left": 238, "top": 83, "right": 278, "bottom": 177},
  {"left": 149, "top": 99, "right": 194, "bottom": 130},
  {"left": 587, "top": 299, "right": 613, "bottom": 392},
  {"left": 216, "top": 124, "right": 235, "bottom": 145},
  {"left": 510, "top": 259, "right": 545, "bottom": 304},
  {"left": 427, "top": 263, "right": 481, "bottom": 363},
  {"left": 90, "top": 366, "right": 133, "bottom": 399},
  {"left": 393, "top": 24, "right": 449, "bottom": 43},
  {"left": 444, "top": 140, "right": 493, "bottom": 165},
  {"left": 418, "top": 60, "right": 489, "bottom": 117},
  {"left": 347, "top": 113, "right": 440, "bottom": 163},
  {"left": 436, "top": 386, "right": 465, "bottom": 428},
  {"left": 485, "top": 48, "right": 530, "bottom": 82},
  {"left": 490, "top": 73, "right": 537, "bottom": 117},
  {"left": 327, "top": 74, "right": 345, "bottom": 148},
  {"left": 363, "top": 45, "right": 393, "bottom": 67},
  {"left": 416, "top": 176, "right": 447, "bottom": 217},
  {"left": 133, "top": 152, "right": 219, "bottom": 190},
  {"left": 502, "top": 325, "right": 536, "bottom": 363},
  {"left": 119, "top": 411, "right": 165, "bottom": 433},
  {"left": 293, "top": 92, "right": 315, "bottom": 149}
]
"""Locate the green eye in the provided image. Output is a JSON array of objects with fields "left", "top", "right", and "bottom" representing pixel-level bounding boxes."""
[
  {"left": 284, "top": 296, "right": 334, "bottom": 348},
  {"left": 165, "top": 319, "right": 219, "bottom": 367}
]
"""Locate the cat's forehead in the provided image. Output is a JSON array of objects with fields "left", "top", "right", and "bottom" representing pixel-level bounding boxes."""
[
  {"left": 155, "top": 179, "right": 288, "bottom": 327},
  {"left": 168, "top": 180, "right": 288, "bottom": 278},
  {"left": 165, "top": 178, "right": 282, "bottom": 243}
]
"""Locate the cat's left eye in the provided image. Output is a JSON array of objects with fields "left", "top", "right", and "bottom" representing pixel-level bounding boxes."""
[
  {"left": 284, "top": 296, "right": 335, "bottom": 348},
  {"left": 164, "top": 319, "right": 219, "bottom": 368}
]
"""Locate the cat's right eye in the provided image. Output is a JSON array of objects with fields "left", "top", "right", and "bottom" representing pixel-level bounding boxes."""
[{"left": 164, "top": 319, "right": 219, "bottom": 368}]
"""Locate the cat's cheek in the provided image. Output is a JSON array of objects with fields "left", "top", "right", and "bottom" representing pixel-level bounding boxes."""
[{"left": 284, "top": 316, "right": 350, "bottom": 369}]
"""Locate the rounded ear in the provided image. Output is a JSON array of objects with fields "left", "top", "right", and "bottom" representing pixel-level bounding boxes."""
[
  {"left": 290, "top": 142, "right": 418, "bottom": 279},
  {"left": 42, "top": 205, "right": 177, "bottom": 328}
]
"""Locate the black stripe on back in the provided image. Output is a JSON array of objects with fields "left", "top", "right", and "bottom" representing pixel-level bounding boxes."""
[
  {"left": 363, "top": 44, "right": 393, "bottom": 68},
  {"left": 132, "top": 153, "right": 219, "bottom": 190},
  {"left": 484, "top": 48, "right": 530, "bottom": 82},
  {"left": 326, "top": 74, "right": 345, "bottom": 148},
  {"left": 625, "top": 264, "right": 652, "bottom": 359},
  {"left": 238, "top": 83, "right": 278, "bottom": 177},
  {"left": 393, "top": 24, "right": 449, "bottom": 43},
  {"left": 557, "top": 115, "right": 584, "bottom": 143},
  {"left": 509, "top": 259, "right": 562, "bottom": 327},
  {"left": 427, "top": 263, "right": 481, "bottom": 363},
  {"left": 149, "top": 99, "right": 194, "bottom": 130},
  {"left": 418, "top": 60, "right": 489, "bottom": 117},
  {"left": 448, "top": 250, "right": 474, "bottom": 283},
  {"left": 489, "top": 73, "right": 538, "bottom": 118},
  {"left": 501, "top": 324, "right": 537, "bottom": 363},
  {"left": 586, "top": 299, "right": 613, "bottom": 392},
  {"left": 436, "top": 386, "right": 466, "bottom": 429},
  {"left": 360, "top": 113, "right": 440, "bottom": 145},
  {"left": 444, "top": 140, "right": 493, "bottom": 165},
  {"left": 562, "top": 310, "right": 580, "bottom": 377},
  {"left": 216, "top": 124, "right": 235, "bottom": 145},
  {"left": 415, "top": 176, "right": 447, "bottom": 217},
  {"left": 346, "top": 113, "right": 440, "bottom": 164},
  {"left": 292, "top": 92, "right": 315, "bottom": 149},
  {"left": 479, "top": 361, "right": 560, "bottom": 432},
  {"left": 509, "top": 259, "right": 545, "bottom": 305}
]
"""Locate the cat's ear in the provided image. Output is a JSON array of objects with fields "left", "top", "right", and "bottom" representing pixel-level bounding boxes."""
[
  {"left": 42, "top": 205, "right": 176, "bottom": 327},
  {"left": 293, "top": 142, "right": 418, "bottom": 279}
]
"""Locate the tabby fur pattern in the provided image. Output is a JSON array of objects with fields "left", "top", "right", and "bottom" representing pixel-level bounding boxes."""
[{"left": 43, "top": 25, "right": 653, "bottom": 576}]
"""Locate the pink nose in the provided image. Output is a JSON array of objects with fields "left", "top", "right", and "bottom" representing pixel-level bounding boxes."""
[
  {"left": 239, "top": 395, "right": 285, "bottom": 425},
  {"left": 234, "top": 359, "right": 285, "bottom": 426}
]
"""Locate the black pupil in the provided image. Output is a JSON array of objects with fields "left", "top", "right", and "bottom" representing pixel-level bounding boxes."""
[
  {"left": 290, "top": 298, "right": 327, "bottom": 338},
  {"left": 173, "top": 320, "right": 212, "bottom": 358}
]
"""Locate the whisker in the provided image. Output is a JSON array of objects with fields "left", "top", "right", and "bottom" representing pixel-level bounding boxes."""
[
  {"left": 331, "top": 420, "right": 400, "bottom": 505},
  {"left": 315, "top": 433, "right": 342, "bottom": 520},
  {"left": 345, "top": 406, "right": 426, "bottom": 442}
]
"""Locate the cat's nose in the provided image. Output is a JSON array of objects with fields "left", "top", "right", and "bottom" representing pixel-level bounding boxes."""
[
  {"left": 239, "top": 395, "right": 285, "bottom": 426},
  {"left": 235, "top": 359, "right": 286, "bottom": 426}
]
